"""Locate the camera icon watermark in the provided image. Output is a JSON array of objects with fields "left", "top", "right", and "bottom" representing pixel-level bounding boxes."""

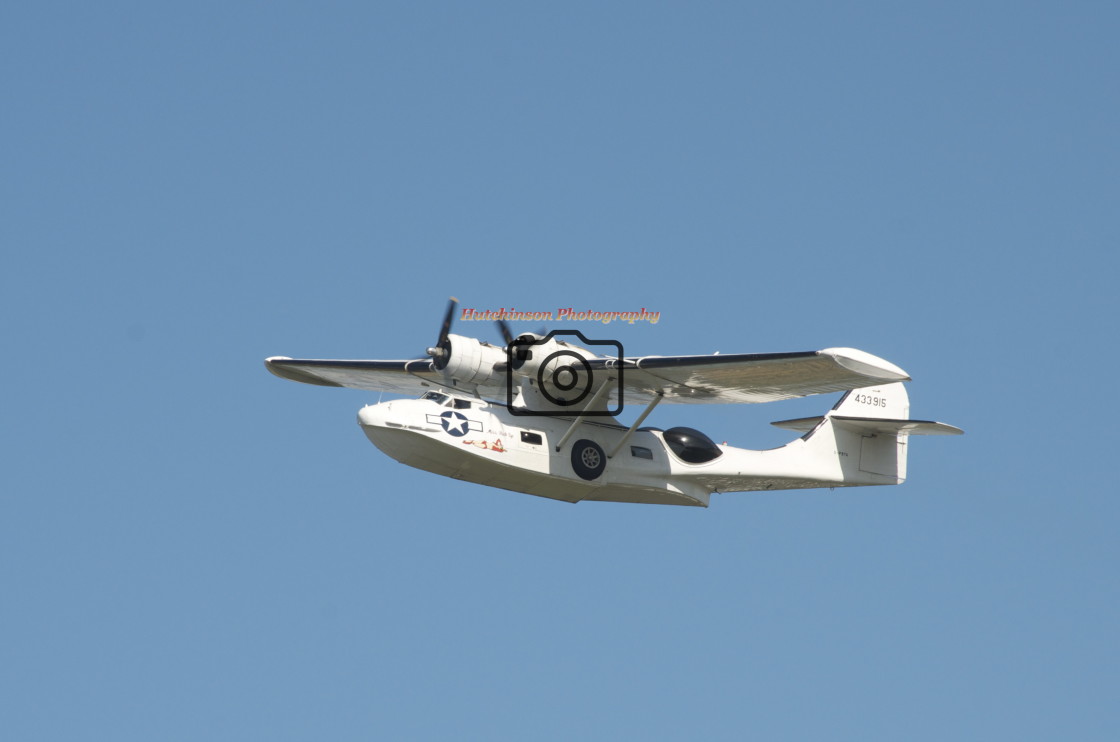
[{"left": 504, "top": 330, "right": 624, "bottom": 417}]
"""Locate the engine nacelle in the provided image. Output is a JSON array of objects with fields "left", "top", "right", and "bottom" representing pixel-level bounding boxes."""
[{"left": 440, "top": 334, "right": 507, "bottom": 388}]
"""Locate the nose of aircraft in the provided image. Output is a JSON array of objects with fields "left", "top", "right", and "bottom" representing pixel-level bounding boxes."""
[{"left": 357, "top": 403, "right": 390, "bottom": 427}]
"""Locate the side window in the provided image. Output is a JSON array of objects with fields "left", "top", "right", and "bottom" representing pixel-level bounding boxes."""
[
  {"left": 521, "top": 431, "right": 543, "bottom": 446},
  {"left": 630, "top": 446, "right": 653, "bottom": 460},
  {"left": 662, "top": 427, "right": 723, "bottom": 464},
  {"left": 453, "top": 399, "right": 472, "bottom": 409}
]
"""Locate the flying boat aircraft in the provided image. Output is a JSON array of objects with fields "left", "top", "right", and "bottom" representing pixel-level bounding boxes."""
[{"left": 265, "top": 299, "right": 961, "bottom": 507}]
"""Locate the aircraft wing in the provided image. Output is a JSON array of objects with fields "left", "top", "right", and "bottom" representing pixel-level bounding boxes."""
[
  {"left": 267, "top": 346, "right": 909, "bottom": 408},
  {"left": 264, "top": 357, "right": 456, "bottom": 395},
  {"left": 591, "top": 347, "right": 911, "bottom": 405}
]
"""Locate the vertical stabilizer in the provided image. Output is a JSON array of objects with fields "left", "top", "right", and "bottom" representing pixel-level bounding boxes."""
[{"left": 828, "top": 381, "right": 910, "bottom": 420}]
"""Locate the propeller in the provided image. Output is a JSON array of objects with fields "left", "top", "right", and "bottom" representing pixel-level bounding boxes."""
[
  {"left": 426, "top": 297, "right": 458, "bottom": 370},
  {"left": 426, "top": 299, "right": 546, "bottom": 375}
]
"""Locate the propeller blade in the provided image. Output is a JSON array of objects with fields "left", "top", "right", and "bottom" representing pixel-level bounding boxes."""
[
  {"left": 426, "top": 297, "right": 458, "bottom": 369},
  {"left": 437, "top": 296, "right": 457, "bottom": 348},
  {"left": 496, "top": 319, "right": 514, "bottom": 346}
]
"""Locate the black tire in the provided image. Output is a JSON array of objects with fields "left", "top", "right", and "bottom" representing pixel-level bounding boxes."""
[{"left": 571, "top": 439, "right": 606, "bottom": 481}]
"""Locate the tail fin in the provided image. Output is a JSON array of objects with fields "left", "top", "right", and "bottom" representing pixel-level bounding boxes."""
[
  {"left": 772, "top": 382, "right": 962, "bottom": 484},
  {"left": 770, "top": 382, "right": 911, "bottom": 432},
  {"left": 773, "top": 382, "right": 962, "bottom": 435},
  {"left": 827, "top": 382, "right": 962, "bottom": 436},
  {"left": 830, "top": 381, "right": 910, "bottom": 419}
]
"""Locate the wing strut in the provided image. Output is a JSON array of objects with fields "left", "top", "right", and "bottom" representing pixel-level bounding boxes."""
[
  {"left": 607, "top": 393, "right": 663, "bottom": 459},
  {"left": 554, "top": 377, "right": 617, "bottom": 453}
]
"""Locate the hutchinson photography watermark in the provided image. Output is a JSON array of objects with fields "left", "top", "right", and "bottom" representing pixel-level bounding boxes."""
[{"left": 460, "top": 307, "right": 661, "bottom": 325}]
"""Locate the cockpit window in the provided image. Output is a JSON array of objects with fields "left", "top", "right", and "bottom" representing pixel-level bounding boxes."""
[{"left": 421, "top": 391, "right": 450, "bottom": 405}]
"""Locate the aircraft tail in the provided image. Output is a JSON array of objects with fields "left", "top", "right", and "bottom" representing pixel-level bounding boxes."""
[{"left": 771, "top": 382, "right": 962, "bottom": 484}]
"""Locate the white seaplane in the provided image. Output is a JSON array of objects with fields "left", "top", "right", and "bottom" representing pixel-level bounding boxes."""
[{"left": 266, "top": 299, "right": 961, "bottom": 507}]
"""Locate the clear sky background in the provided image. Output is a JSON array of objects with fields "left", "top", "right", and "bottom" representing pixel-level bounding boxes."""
[{"left": 3, "top": 2, "right": 1118, "bottom": 740}]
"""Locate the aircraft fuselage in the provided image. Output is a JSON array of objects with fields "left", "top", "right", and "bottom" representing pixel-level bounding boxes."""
[{"left": 356, "top": 392, "right": 894, "bottom": 507}]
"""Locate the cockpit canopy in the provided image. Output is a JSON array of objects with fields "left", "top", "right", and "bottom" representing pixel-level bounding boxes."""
[
  {"left": 420, "top": 391, "right": 472, "bottom": 409},
  {"left": 662, "top": 426, "right": 723, "bottom": 464}
]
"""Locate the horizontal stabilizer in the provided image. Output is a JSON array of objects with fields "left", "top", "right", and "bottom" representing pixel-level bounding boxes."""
[
  {"left": 830, "top": 416, "right": 963, "bottom": 436},
  {"left": 771, "top": 416, "right": 826, "bottom": 432},
  {"left": 771, "top": 415, "right": 963, "bottom": 436}
]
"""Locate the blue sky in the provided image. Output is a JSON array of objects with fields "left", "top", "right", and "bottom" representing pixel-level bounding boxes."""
[{"left": 3, "top": 2, "right": 1118, "bottom": 739}]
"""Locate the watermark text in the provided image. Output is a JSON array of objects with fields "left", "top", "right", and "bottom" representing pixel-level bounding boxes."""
[{"left": 460, "top": 307, "right": 660, "bottom": 325}]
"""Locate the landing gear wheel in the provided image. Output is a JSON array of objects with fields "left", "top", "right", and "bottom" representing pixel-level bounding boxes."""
[{"left": 571, "top": 439, "right": 606, "bottom": 481}]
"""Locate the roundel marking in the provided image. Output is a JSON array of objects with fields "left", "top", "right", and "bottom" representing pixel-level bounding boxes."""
[{"left": 440, "top": 411, "right": 470, "bottom": 437}]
